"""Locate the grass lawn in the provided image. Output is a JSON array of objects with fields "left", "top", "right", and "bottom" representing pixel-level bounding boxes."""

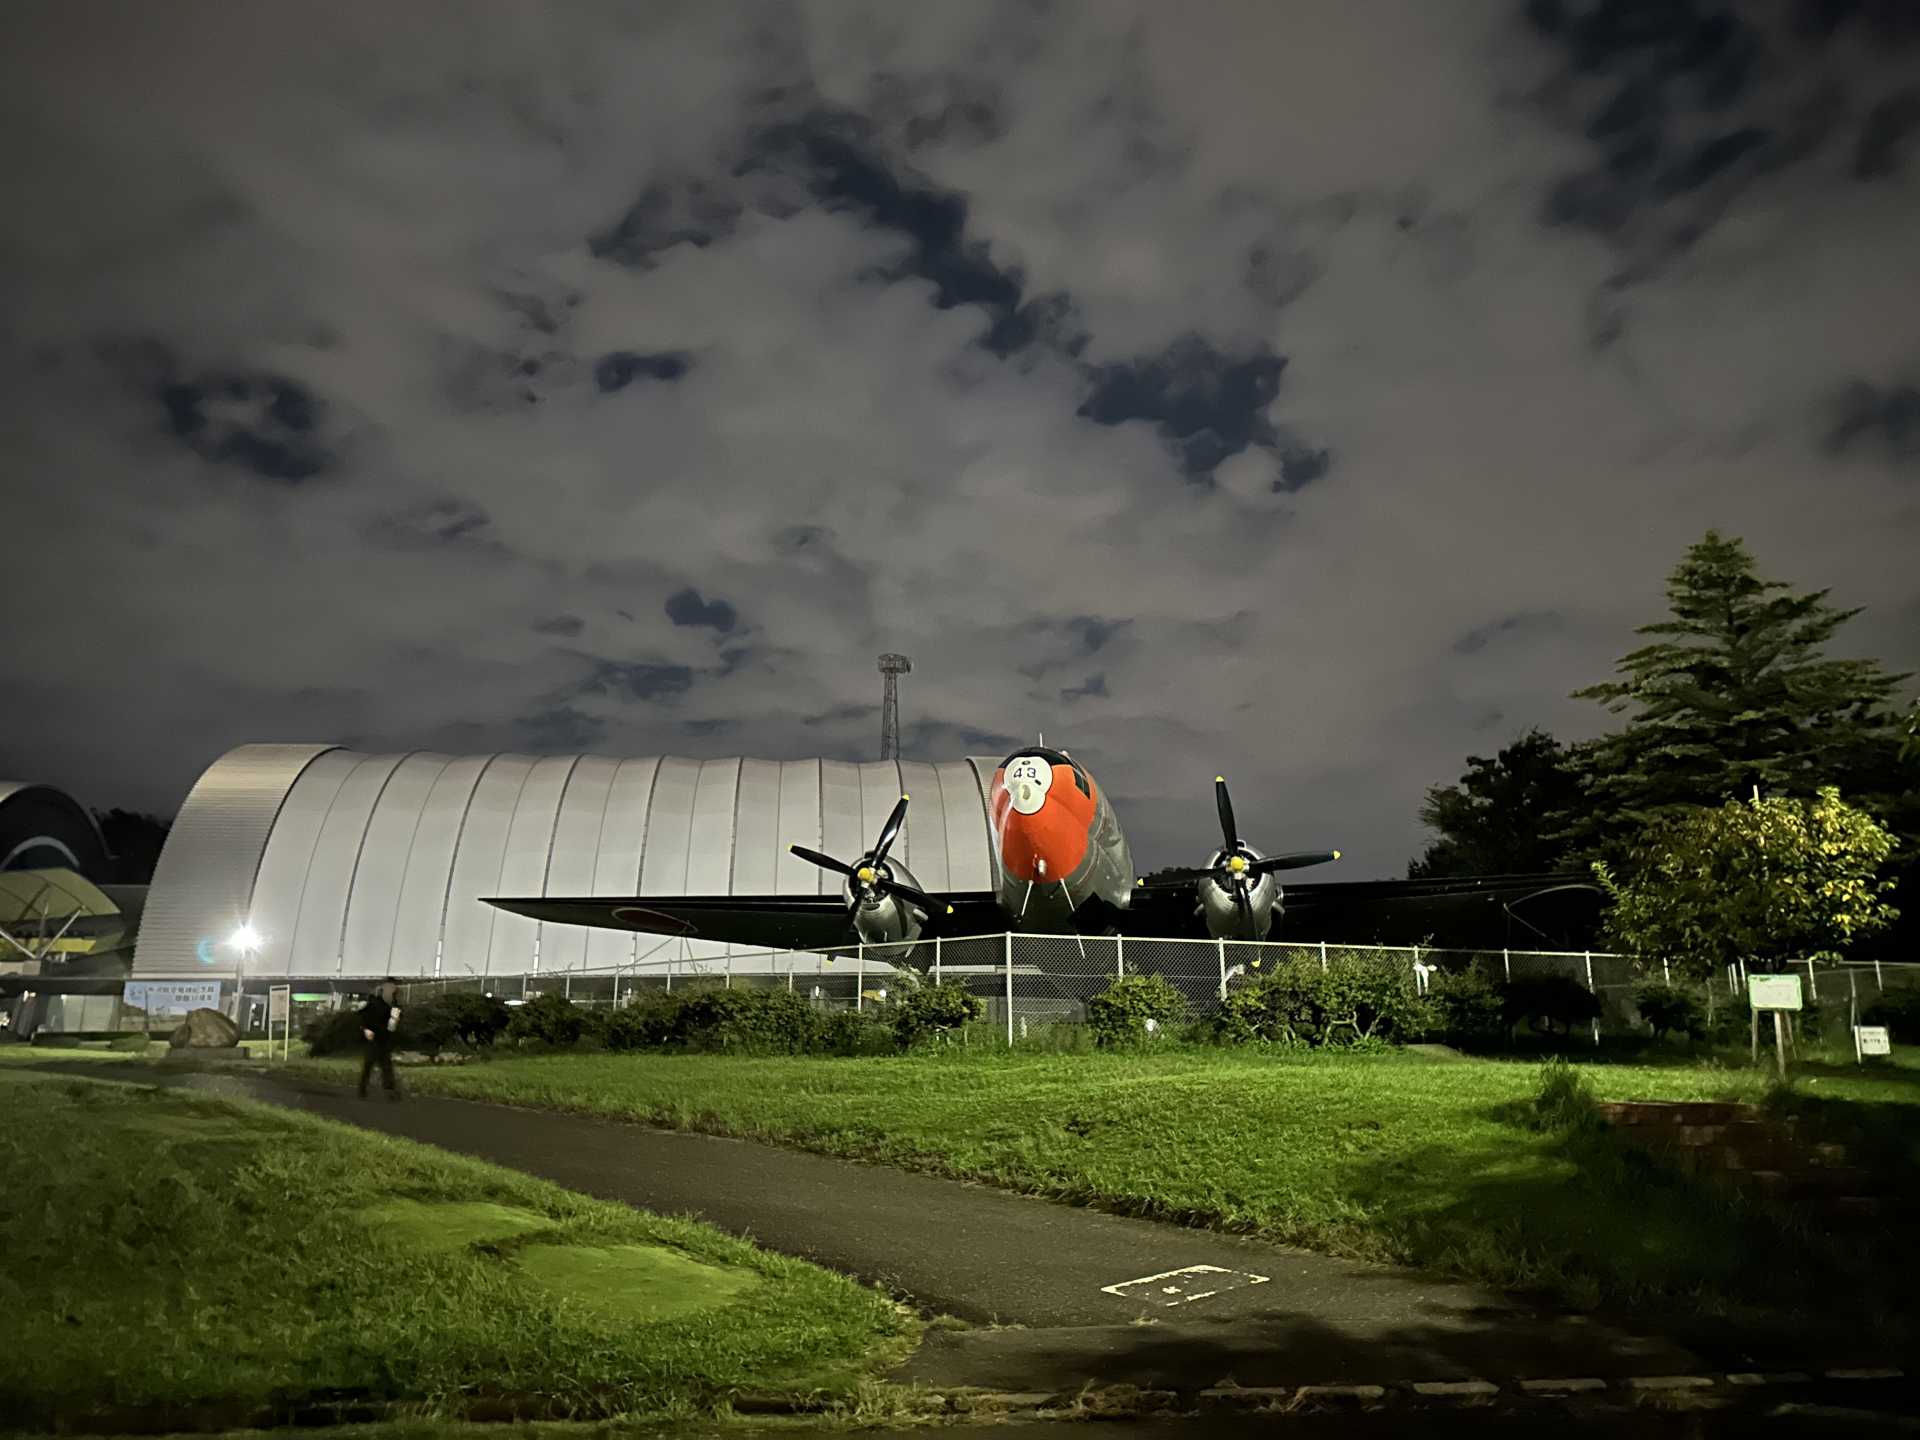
[
  {"left": 261, "top": 1042, "right": 1919, "bottom": 1338},
  {"left": 0, "top": 1068, "right": 912, "bottom": 1427}
]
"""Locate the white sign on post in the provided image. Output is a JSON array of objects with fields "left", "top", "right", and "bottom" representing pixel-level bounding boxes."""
[
  {"left": 1854, "top": 1026, "right": 1891, "bottom": 1060},
  {"left": 268, "top": 984, "right": 292, "bottom": 1060},
  {"left": 1747, "top": 974, "right": 1803, "bottom": 1011}
]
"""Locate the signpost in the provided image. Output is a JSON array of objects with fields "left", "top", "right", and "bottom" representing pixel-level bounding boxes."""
[
  {"left": 1747, "top": 973, "right": 1803, "bottom": 1080},
  {"left": 1853, "top": 1025, "right": 1891, "bottom": 1063},
  {"left": 268, "top": 985, "right": 291, "bottom": 1061}
]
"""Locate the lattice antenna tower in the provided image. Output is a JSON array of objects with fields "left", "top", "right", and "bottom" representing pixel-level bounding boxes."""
[{"left": 878, "top": 653, "right": 912, "bottom": 760}]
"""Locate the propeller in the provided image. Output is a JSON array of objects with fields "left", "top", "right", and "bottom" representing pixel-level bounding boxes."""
[
  {"left": 790, "top": 793, "right": 951, "bottom": 919},
  {"left": 1135, "top": 778, "right": 1340, "bottom": 911}
]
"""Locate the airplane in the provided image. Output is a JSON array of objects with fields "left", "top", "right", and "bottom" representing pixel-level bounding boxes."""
[{"left": 487, "top": 745, "right": 1601, "bottom": 960}]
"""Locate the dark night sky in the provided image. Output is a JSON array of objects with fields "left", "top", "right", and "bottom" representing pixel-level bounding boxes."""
[{"left": 3, "top": 0, "right": 1917, "bottom": 878}]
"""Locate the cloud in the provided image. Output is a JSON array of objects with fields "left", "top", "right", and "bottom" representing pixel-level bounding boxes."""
[
  {"left": 3, "top": 0, "right": 1916, "bottom": 887},
  {"left": 665, "top": 586, "right": 740, "bottom": 632}
]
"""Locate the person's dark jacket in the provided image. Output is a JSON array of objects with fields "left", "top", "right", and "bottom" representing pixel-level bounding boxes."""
[{"left": 357, "top": 994, "right": 397, "bottom": 1046}]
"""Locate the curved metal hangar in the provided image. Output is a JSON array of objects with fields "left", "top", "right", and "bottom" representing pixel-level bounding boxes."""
[{"left": 131, "top": 745, "right": 1002, "bottom": 983}]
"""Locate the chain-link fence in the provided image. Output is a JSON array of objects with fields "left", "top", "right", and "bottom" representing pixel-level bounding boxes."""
[{"left": 383, "top": 933, "right": 1920, "bottom": 1045}]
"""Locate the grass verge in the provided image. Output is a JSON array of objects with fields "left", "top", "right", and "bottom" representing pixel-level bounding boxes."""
[
  {"left": 254, "top": 1042, "right": 1920, "bottom": 1340},
  {"left": 0, "top": 1068, "right": 912, "bottom": 1428}
]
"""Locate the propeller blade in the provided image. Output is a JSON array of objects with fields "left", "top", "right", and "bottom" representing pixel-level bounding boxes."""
[
  {"left": 1247, "top": 849, "right": 1341, "bottom": 876},
  {"left": 1214, "top": 777, "right": 1240, "bottom": 853},
  {"left": 789, "top": 844, "right": 857, "bottom": 878},
  {"left": 871, "top": 793, "right": 909, "bottom": 867},
  {"left": 1232, "top": 876, "right": 1253, "bottom": 930},
  {"left": 879, "top": 879, "right": 952, "bottom": 916},
  {"left": 1136, "top": 867, "right": 1211, "bottom": 889}
]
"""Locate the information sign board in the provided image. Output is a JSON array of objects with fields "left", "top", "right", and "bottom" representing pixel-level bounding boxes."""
[
  {"left": 1747, "top": 974, "right": 1803, "bottom": 1011},
  {"left": 1855, "top": 1026, "right": 1891, "bottom": 1058},
  {"left": 267, "top": 987, "right": 290, "bottom": 1023},
  {"left": 122, "top": 980, "right": 222, "bottom": 1014}
]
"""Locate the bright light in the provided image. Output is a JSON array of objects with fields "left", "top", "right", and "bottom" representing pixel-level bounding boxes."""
[{"left": 228, "top": 925, "right": 262, "bottom": 953}]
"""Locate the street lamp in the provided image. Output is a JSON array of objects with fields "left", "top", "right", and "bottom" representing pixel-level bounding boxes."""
[{"left": 227, "top": 925, "right": 262, "bottom": 1035}]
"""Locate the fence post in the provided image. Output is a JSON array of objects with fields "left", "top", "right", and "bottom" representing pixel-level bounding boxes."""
[
  {"left": 666, "top": 960, "right": 672, "bottom": 993},
  {"left": 613, "top": 968, "right": 622, "bottom": 1007},
  {"left": 1875, "top": 958, "right": 1883, "bottom": 992},
  {"left": 857, "top": 948, "right": 865, "bottom": 1012},
  {"left": 521, "top": 974, "right": 529, "bottom": 1001},
  {"left": 1804, "top": 957, "right": 1818, "bottom": 1001},
  {"left": 564, "top": 972, "right": 571, "bottom": 1000},
  {"left": 1004, "top": 932, "right": 1014, "bottom": 1047},
  {"left": 1662, "top": 956, "right": 1670, "bottom": 985},
  {"left": 786, "top": 957, "right": 794, "bottom": 993},
  {"left": 1116, "top": 934, "right": 1125, "bottom": 978},
  {"left": 1218, "top": 939, "right": 1227, "bottom": 1002},
  {"left": 1503, "top": 947, "right": 1511, "bottom": 982},
  {"left": 726, "top": 954, "right": 734, "bottom": 991},
  {"left": 1584, "top": 950, "right": 1599, "bottom": 1048},
  {"left": 1320, "top": 939, "right": 1328, "bottom": 973},
  {"left": 933, "top": 937, "right": 942, "bottom": 985}
]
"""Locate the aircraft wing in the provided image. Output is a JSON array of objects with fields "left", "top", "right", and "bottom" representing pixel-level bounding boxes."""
[{"left": 484, "top": 893, "right": 1004, "bottom": 954}]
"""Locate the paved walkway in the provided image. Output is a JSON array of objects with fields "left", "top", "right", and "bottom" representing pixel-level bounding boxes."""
[{"left": 53, "top": 1062, "right": 1890, "bottom": 1395}]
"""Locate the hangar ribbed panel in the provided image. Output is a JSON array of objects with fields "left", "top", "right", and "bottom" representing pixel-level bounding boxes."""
[
  {"left": 584, "top": 758, "right": 660, "bottom": 971},
  {"left": 775, "top": 760, "right": 824, "bottom": 894},
  {"left": 245, "top": 749, "right": 362, "bottom": 978},
  {"left": 441, "top": 755, "right": 536, "bottom": 979},
  {"left": 342, "top": 753, "right": 449, "bottom": 977},
  {"left": 538, "top": 756, "right": 621, "bottom": 976},
  {"left": 895, "top": 760, "right": 946, "bottom": 887},
  {"left": 139, "top": 748, "right": 1001, "bottom": 979},
  {"left": 491, "top": 756, "right": 580, "bottom": 976},
  {"left": 392, "top": 755, "right": 491, "bottom": 977},
  {"left": 131, "top": 744, "right": 339, "bottom": 978}
]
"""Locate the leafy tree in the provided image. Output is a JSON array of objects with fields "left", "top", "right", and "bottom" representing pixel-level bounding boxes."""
[
  {"left": 1567, "top": 530, "right": 1909, "bottom": 862},
  {"left": 1407, "top": 728, "right": 1583, "bottom": 877},
  {"left": 891, "top": 978, "right": 984, "bottom": 1048},
  {"left": 1593, "top": 787, "right": 1899, "bottom": 982}
]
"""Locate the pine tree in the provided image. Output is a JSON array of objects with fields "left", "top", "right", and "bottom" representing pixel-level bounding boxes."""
[
  {"left": 1568, "top": 530, "right": 1910, "bottom": 860},
  {"left": 1407, "top": 729, "right": 1583, "bottom": 877}
]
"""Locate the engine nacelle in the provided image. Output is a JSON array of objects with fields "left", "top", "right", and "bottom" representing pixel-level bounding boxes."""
[
  {"left": 1195, "top": 846, "right": 1282, "bottom": 941},
  {"left": 843, "top": 857, "right": 932, "bottom": 950}
]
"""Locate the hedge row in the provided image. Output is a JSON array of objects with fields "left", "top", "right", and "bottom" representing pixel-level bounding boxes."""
[{"left": 302, "top": 979, "right": 987, "bottom": 1059}]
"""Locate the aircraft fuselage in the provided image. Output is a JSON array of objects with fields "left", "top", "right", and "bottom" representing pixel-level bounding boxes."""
[{"left": 987, "top": 748, "right": 1135, "bottom": 932}]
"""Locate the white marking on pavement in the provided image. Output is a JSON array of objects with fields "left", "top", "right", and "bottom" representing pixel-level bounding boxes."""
[{"left": 1101, "top": 1264, "right": 1270, "bottom": 1307}]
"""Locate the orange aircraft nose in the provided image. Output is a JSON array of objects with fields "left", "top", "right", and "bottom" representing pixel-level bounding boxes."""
[{"left": 991, "top": 761, "right": 1095, "bottom": 884}]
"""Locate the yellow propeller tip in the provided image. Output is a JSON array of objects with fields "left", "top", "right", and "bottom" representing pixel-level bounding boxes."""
[
  {"left": 1333, "top": 850, "right": 1342, "bottom": 860},
  {"left": 1215, "top": 775, "right": 1225, "bottom": 784},
  {"left": 1136, "top": 877, "right": 1145, "bottom": 886},
  {"left": 945, "top": 905, "right": 954, "bottom": 915},
  {"left": 901, "top": 792, "right": 910, "bottom": 801}
]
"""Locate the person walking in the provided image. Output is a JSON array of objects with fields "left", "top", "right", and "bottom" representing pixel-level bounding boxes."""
[{"left": 357, "top": 977, "right": 403, "bottom": 1101}]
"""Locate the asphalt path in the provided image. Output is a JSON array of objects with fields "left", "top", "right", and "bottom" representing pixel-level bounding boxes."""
[{"left": 51, "top": 1062, "right": 1893, "bottom": 1395}]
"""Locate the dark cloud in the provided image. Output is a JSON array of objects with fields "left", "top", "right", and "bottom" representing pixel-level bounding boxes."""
[
  {"left": 594, "top": 349, "right": 692, "bottom": 392},
  {"left": 1451, "top": 611, "right": 1566, "bottom": 656},
  {"left": 1064, "top": 616, "right": 1127, "bottom": 655},
  {"left": 1277, "top": 446, "right": 1333, "bottom": 493},
  {"left": 1854, "top": 91, "right": 1920, "bottom": 177},
  {"left": 155, "top": 370, "right": 330, "bottom": 483},
  {"left": 576, "top": 660, "right": 696, "bottom": 702},
  {"left": 589, "top": 178, "right": 742, "bottom": 269},
  {"left": 746, "top": 109, "right": 1083, "bottom": 358},
  {"left": 366, "top": 499, "right": 498, "bottom": 549},
  {"left": 1061, "top": 672, "right": 1108, "bottom": 702},
  {"left": 1827, "top": 381, "right": 1920, "bottom": 462},
  {"left": 1078, "top": 336, "right": 1308, "bottom": 484},
  {"left": 532, "top": 615, "right": 585, "bottom": 637},
  {"left": 665, "top": 587, "right": 738, "bottom": 631}
]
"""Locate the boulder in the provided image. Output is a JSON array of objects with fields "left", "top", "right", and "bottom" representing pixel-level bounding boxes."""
[{"left": 169, "top": 1007, "right": 240, "bottom": 1049}]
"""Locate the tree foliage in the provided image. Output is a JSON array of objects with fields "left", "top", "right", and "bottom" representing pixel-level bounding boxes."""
[
  {"left": 1568, "top": 530, "right": 1909, "bottom": 862},
  {"left": 1594, "top": 787, "right": 1899, "bottom": 980},
  {"left": 1407, "top": 728, "right": 1583, "bottom": 877},
  {"left": 1086, "top": 973, "right": 1186, "bottom": 1047}
]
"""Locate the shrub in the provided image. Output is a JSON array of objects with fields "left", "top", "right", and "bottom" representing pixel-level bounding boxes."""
[
  {"left": 1632, "top": 980, "right": 1708, "bottom": 1043},
  {"left": 302, "top": 1008, "right": 365, "bottom": 1058},
  {"left": 1086, "top": 973, "right": 1186, "bottom": 1048},
  {"left": 1531, "top": 1057, "right": 1601, "bottom": 1133},
  {"left": 385, "top": 998, "right": 459, "bottom": 1058},
  {"left": 815, "top": 1008, "right": 895, "bottom": 1057},
  {"left": 1499, "top": 975, "right": 1602, "bottom": 1038},
  {"left": 1862, "top": 986, "right": 1920, "bottom": 1042},
  {"left": 672, "top": 986, "right": 820, "bottom": 1054},
  {"left": 891, "top": 979, "right": 985, "bottom": 1048},
  {"left": 603, "top": 991, "right": 686, "bottom": 1052},
  {"left": 438, "top": 992, "right": 511, "bottom": 1049},
  {"left": 1213, "top": 954, "right": 1424, "bottom": 1047},
  {"left": 507, "top": 992, "right": 588, "bottom": 1048},
  {"left": 1422, "top": 964, "right": 1505, "bottom": 1044}
]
